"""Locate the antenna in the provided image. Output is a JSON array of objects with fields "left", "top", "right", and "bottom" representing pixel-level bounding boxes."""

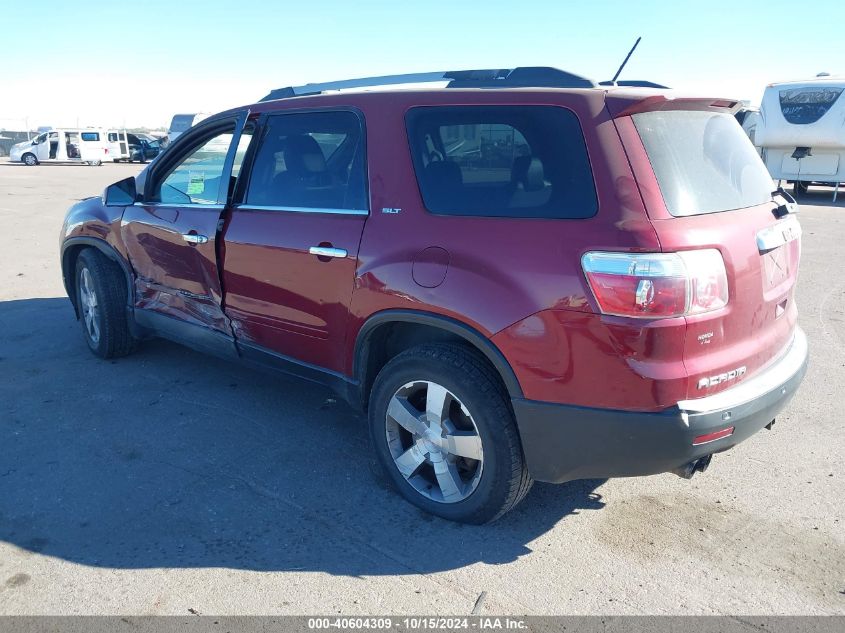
[{"left": 611, "top": 36, "right": 642, "bottom": 84}]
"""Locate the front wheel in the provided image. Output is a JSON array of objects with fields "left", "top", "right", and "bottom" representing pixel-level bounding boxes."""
[
  {"left": 368, "top": 343, "right": 532, "bottom": 523},
  {"left": 22, "top": 153, "right": 38, "bottom": 166},
  {"left": 794, "top": 180, "right": 810, "bottom": 196},
  {"left": 75, "top": 249, "right": 136, "bottom": 359}
]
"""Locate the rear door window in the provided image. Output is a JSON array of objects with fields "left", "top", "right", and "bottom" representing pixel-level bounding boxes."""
[
  {"left": 243, "top": 110, "right": 367, "bottom": 211},
  {"left": 633, "top": 110, "right": 773, "bottom": 217},
  {"left": 406, "top": 106, "right": 597, "bottom": 219}
]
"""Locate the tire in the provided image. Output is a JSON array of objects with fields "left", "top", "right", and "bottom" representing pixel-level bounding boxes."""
[
  {"left": 794, "top": 180, "right": 810, "bottom": 196},
  {"left": 369, "top": 343, "right": 532, "bottom": 524},
  {"left": 22, "top": 153, "right": 38, "bottom": 166},
  {"left": 75, "top": 248, "right": 136, "bottom": 359}
]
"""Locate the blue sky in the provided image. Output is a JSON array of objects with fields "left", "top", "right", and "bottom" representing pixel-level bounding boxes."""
[{"left": 2, "top": 0, "right": 842, "bottom": 129}]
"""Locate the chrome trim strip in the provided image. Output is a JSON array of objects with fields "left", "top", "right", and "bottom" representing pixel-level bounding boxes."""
[
  {"left": 236, "top": 205, "right": 368, "bottom": 216},
  {"left": 678, "top": 327, "right": 808, "bottom": 414},
  {"left": 756, "top": 216, "right": 802, "bottom": 253},
  {"left": 133, "top": 202, "right": 225, "bottom": 210}
]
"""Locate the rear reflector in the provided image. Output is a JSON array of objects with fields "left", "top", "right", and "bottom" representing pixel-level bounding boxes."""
[
  {"left": 692, "top": 427, "right": 735, "bottom": 446},
  {"left": 582, "top": 249, "right": 729, "bottom": 318}
]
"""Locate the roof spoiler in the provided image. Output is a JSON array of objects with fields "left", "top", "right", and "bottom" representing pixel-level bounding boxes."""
[{"left": 607, "top": 94, "right": 741, "bottom": 118}]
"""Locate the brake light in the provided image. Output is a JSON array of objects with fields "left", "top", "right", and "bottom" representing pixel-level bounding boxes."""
[{"left": 582, "top": 250, "right": 728, "bottom": 318}]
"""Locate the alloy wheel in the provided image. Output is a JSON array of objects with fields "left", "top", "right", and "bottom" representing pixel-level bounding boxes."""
[
  {"left": 79, "top": 267, "right": 101, "bottom": 344},
  {"left": 385, "top": 380, "right": 484, "bottom": 503}
]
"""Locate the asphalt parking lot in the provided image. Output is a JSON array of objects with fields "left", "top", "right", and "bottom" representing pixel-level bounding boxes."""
[{"left": 0, "top": 161, "right": 842, "bottom": 616}]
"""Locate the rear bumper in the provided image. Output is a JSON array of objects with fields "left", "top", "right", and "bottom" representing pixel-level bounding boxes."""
[{"left": 512, "top": 328, "right": 809, "bottom": 484}]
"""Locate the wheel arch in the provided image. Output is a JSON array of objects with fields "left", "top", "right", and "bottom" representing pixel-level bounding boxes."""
[
  {"left": 61, "top": 238, "right": 134, "bottom": 319},
  {"left": 353, "top": 310, "right": 523, "bottom": 410}
]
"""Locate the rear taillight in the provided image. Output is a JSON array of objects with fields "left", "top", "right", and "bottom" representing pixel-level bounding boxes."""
[{"left": 581, "top": 249, "right": 728, "bottom": 318}]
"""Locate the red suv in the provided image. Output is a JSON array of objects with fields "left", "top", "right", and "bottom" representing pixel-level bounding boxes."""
[{"left": 60, "top": 68, "right": 808, "bottom": 523}]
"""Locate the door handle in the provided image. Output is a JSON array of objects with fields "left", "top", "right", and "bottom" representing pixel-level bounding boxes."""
[
  {"left": 309, "top": 246, "right": 347, "bottom": 259},
  {"left": 182, "top": 233, "right": 209, "bottom": 245}
]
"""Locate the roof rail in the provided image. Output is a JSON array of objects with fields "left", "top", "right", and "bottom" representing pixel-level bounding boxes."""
[
  {"left": 259, "top": 67, "right": 597, "bottom": 102},
  {"left": 599, "top": 79, "right": 670, "bottom": 89}
]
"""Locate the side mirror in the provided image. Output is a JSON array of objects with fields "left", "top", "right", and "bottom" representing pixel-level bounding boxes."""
[{"left": 104, "top": 177, "right": 137, "bottom": 206}]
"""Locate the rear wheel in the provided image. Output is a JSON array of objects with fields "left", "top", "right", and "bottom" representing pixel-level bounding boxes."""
[
  {"left": 22, "top": 153, "right": 37, "bottom": 166},
  {"left": 75, "top": 249, "right": 136, "bottom": 359},
  {"left": 368, "top": 343, "right": 532, "bottom": 523},
  {"left": 794, "top": 180, "right": 810, "bottom": 196}
]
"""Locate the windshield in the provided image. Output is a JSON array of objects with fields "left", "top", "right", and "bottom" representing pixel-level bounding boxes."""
[
  {"left": 633, "top": 110, "right": 773, "bottom": 217},
  {"left": 169, "top": 116, "right": 195, "bottom": 134}
]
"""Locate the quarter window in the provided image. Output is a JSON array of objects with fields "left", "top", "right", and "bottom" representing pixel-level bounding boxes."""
[
  {"left": 406, "top": 106, "right": 597, "bottom": 218},
  {"left": 244, "top": 111, "right": 367, "bottom": 211},
  {"left": 81, "top": 132, "right": 100, "bottom": 142}
]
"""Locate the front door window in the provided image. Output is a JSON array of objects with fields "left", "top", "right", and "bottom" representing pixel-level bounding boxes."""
[{"left": 155, "top": 128, "right": 236, "bottom": 205}]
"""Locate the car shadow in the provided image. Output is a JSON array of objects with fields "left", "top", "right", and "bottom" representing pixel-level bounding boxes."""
[
  {"left": 0, "top": 297, "right": 607, "bottom": 575},
  {"left": 792, "top": 185, "right": 845, "bottom": 208}
]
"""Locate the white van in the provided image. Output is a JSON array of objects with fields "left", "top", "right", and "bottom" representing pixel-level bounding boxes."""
[
  {"left": 754, "top": 74, "right": 845, "bottom": 195},
  {"left": 167, "top": 113, "right": 211, "bottom": 143},
  {"left": 106, "top": 130, "right": 131, "bottom": 161},
  {"left": 9, "top": 128, "right": 109, "bottom": 166}
]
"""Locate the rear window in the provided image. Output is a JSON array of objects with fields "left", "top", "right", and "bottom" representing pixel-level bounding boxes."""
[
  {"left": 633, "top": 110, "right": 773, "bottom": 217},
  {"left": 406, "top": 106, "right": 597, "bottom": 219},
  {"left": 169, "top": 116, "right": 195, "bottom": 134},
  {"left": 779, "top": 87, "right": 843, "bottom": 124}
]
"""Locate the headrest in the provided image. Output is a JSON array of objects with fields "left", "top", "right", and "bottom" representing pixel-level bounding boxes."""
[
  {"left": 424, "top": 160, "right": 463, "bottom": 189},
  {"left": 511, "top": 156, "right": 545, "bottom": 192},
  {"left": 283, "top": 134, "right": 327, "bottom": 176}
]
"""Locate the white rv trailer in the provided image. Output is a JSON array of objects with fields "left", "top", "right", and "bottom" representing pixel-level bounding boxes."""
[
  {"left": 9, "top": 128, "right": 109, "bottom": 166},
  {"left": 754, "top": 74, "right": 845, "bottom": 198},
  {"left": 167, "top": 113, "right": 211, "bottom": 143}
]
